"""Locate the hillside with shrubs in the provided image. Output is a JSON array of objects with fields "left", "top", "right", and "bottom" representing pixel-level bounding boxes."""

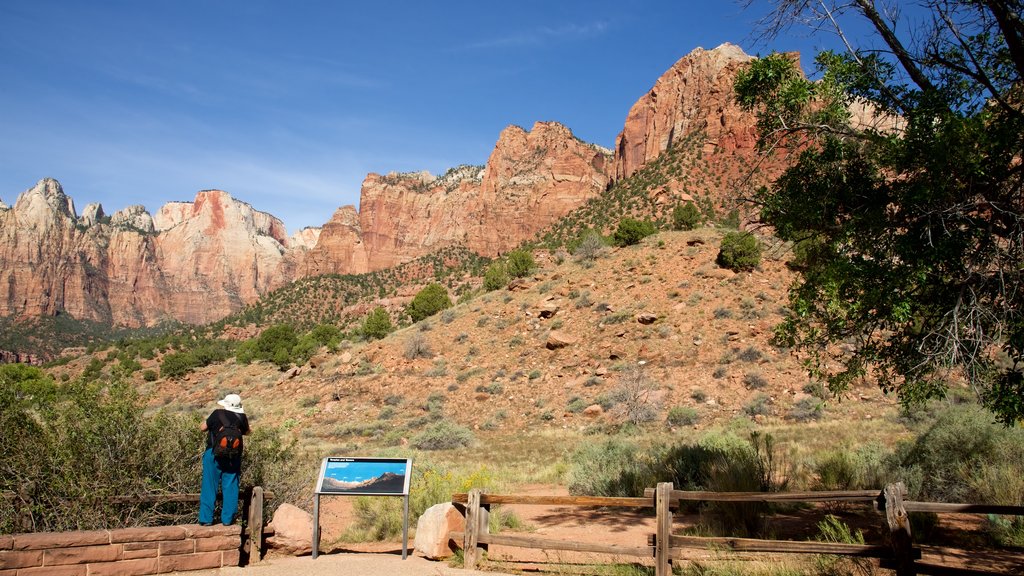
[{"left": 4, "top": 132, "right": 1022, "bottom": 567}]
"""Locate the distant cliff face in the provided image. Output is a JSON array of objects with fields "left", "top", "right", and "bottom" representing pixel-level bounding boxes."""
[
  {"left": 1, "top": 43, "right": 793, "bottom": 335},
  {"left": 303, "top": 121, "right": 612, "bottom": 274},
  {"left": 614, "top": 43, "right": 760, "bottom": 181},
  {"left": 0, "top": 180, "right": 308, "bottom": 327}
]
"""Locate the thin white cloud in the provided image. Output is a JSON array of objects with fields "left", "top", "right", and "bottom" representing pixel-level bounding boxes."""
[{"left": 458, "top": 20, "right": 609, "bottom": 50}]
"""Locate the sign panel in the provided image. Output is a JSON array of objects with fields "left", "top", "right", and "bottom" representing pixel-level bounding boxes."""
[{"left": 315, "top": 457, "right": 412, "bottom": 496}]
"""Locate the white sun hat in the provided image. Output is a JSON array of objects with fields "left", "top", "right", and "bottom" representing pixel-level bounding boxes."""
[{"left": 217, "top": 393, "right": 245, "bottom": 414}]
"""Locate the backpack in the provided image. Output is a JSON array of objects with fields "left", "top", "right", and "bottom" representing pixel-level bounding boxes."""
[{"left": 211, "top": 411, "right": 243, "bottom": 459}]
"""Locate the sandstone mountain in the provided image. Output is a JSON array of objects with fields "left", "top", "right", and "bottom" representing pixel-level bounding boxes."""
[
  {"left": 0, "top": 43, "right": 782, "bottom": 352},
  {"left": 0, "top": 181, "right": 305, "bottom": 327}
]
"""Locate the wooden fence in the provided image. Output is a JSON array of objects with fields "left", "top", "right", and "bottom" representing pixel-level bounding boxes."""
[
  {"left": 2, "top": 487, "right": 272, "bottom": 564},
  {"left": 451, "top": 483, "right": 1024, "bottom": 576}
]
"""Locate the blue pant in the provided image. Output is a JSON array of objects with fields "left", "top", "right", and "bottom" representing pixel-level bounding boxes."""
[{"left": 199, "top": 448, "right": 241, "bottom": 525}]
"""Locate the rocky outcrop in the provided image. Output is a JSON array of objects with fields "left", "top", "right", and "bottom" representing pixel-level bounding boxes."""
[
  {"left": 613, "top": 43, "right": 759, "bottom": 181},
  {"left": 304, "top": 121, "right": 612, "bottom": 275}
]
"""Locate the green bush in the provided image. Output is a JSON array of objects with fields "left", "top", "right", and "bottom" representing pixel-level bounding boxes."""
[
  {"left": 666, "top": 406, "right": 700, "bottom": 426},
  {"left": 361, "top": 307, "right": 393, "bottom": 340},
  {"left": 159, "top": 351, "right": 198, "bottom": 379},
  {"left": 716, "top": 231, "right": 761, "bottom": 271},
  {"left": 612, "top": 217, "right": 658, "bottom": 247},
  {"left": 567, "top": 438, "right": 659, "bottom": 497},
  {"left": 672, "top": 201, "right": 703, "bottom": 231},
  {"left": 411, "top": 420, "right": 474, "bottom": 450},
  {"left": 893, "top": 403, "right": 1024, "bottom": 503},
  {"left": 505, "top": 248, "right": 536, "bottom": 279},
  {"left": 406, "top": 284, "right": 452, "bottom": 323},
  {"left": 482, "top": 262, "right": 509, "bottom": 292}
]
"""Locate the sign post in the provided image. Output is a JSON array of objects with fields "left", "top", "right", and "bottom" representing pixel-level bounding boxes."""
[{"left": 311, "top": 457, "right": 413, "bottom": 560}]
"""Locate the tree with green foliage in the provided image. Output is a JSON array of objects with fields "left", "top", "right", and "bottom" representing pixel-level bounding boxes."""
[
  {"left": 406, "top": 284, "right": 452, "bottom": 323},
  {"left": 735, "top": 0, "right": 1024, "bottom": 422},
  {"left": 482, "top": 261, "right": 509, "bottom": 292},
  {"left": 716, "top": 231, "right": 761, "bottom": 272},
  {"left": 612, "top": 217, "right": 658, "bottom": 247},
  {"left": 672, "top": 201, "right": 703, "bottom": 231},
  {"left": 361, "top": 307, "right": 394, "bottom": 340},
  {"left": 504, "top": 248, "right": 536, "bottom": 278}
]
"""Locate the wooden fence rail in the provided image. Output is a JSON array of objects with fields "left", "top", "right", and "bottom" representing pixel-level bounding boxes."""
[{"left": 452, "top": 483, "right": 1024, "bottom": 576}]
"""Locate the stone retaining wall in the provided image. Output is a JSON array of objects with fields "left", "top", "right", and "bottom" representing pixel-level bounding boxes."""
[{"left": 0, "top": 524, "right": 241, "bottom": 575}]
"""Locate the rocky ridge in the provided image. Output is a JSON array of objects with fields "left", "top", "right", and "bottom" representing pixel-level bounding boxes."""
[{"left": 0, "top": 43, "right": 782, "bottom": 345}]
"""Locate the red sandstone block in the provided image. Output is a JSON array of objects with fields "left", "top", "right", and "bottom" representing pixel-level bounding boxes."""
[
  {"left": 44, "top": 544, "right": 121, "bottom": 565},
  {"left": 121, "top": 542, "right": 159, "bottom": 552},
  {"left": 157, "top": 551, "right": 222, "bottom": 572},
  {"left": 18, "top": 564, "right": 86, "bottom": 576},
  {"left": 222, "top": 549, "right": 240, "bottom": 567},
  {"left": 0, "top": 569, "right": 15, "bottom": 576},
  {"left": 0, "top": 535, "right": 13, "bottom": 550},
  {"left": 87, "top": 558, "right": 160, "bottom": 576},
  {"left": 184, "top": 524, "right": 240, "bottom": 538},
  {"left": 195, "top": 536, "right": 239, "bottom": 553},
  {"left": 0, "top": 550, "right": 43, "bottom": 569},
  {"left": 13, "top": 530, "right": 109, "bottom": 550},
  {"left": 122, "top": 547, "right": 159, "bottom": 560},
  {"left": 109, "top": 527, "right": 185, "bottom": 544},
  {"left": 157, "top": 540, "right": 195, "bottom": 556}
]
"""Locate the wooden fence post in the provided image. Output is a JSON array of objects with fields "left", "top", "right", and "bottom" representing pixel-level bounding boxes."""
[
  {"left": 247, "top": 486, "right": 264, "bottom": 564},
  {"left": 884, "top": 482, "right": 915, "bottom": 576},
  {"left": 464, "top": 489, "right": 482, "bottom": 569},
  {"left": 655, "top": 482, "right": 673, "bottom": 576}
]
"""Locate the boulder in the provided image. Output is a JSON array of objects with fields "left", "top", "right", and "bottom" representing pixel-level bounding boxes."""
[
  {"left": 414, "top": 503, "right": 465, "bottom": 559},
  {"left": 545, "top": 330, "right": 578, "bottom": 350},
  {"left": 266, "top": 503, "right": 313, "bottom": 555}
]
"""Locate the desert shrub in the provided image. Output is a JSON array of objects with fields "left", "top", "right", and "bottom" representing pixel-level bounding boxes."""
[
  {"left": 672, "top": 201, "right": 703, "bottom": 231},
  {"left": 813, "top": 515, "right": 874, "bottom": 576},
  {"left": 159, "top": 351, "right": 198, "bottom": 379},
  {"left": 667, "top": 406, "right": 700, "bottom": 426},
  {"left": 566, "top": 397, "right": 589, "bottom": 413},
  {"left": 403, "top": 332, "right": 433, "bottom": 360},
  {"left": 571, "top": 229, "right": 608, "bottom": 261},
  {"left": 406, "top": 284, "right": 452, "bottom": 323},
  {"left": 347, "top": 463, "right": 495, "bottom": 540},
  {"left": 361, "top": 307, "right": 393, "bottom": 340},
  {"left": 788, "top": 396, "right": 824, "bottom": 422},
  {"left": 893, "top": 403, "right": 1024, "bottom": 503},
  {"left": 411, "top": 421, "right": 474, "bottom": 450},
  {"left": 743, "top": 372, "right": 768, "bottom": 389},
  {"left": 236, "top": 324, "right": 299, "bottom": 369},
  {"left": 612, "top": 217, "right": 657, "bottom": 247},
  {"left": 716, "top": 231, "right": 761, "bottom": 271},
  {"left": 609, "top": 366, "right": 659, "bottom": 424},
  {"left": 743, "top": 393, "right": 772, "bottom": 416},
  {"left": 566, "top": 438, "right": 657, "bottom": 497},
  {"left": 483, "top": 261, "right": 509, "bottom": 291},
  {"left": 704, "top": 433, "right": 789, "bottom": 537},
  {"left": 0, "top": 366, "right": 307, "bottom": 532},
  {"left": 504, "top": 248, "right": 535, "bottom": 279},
  {"left": 737, "top": 346, "right": 763, "bottom": 362},
  {"left": 141, "top": 369, "right": 157, "bottom": 382}
]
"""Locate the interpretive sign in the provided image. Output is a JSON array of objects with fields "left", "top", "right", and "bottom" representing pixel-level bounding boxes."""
[
  {"left": 315, "top": 457, "right": 412, "bottom": 496},
  {"left": 312, "top": 457, "right": 413, "bottom": 560}
]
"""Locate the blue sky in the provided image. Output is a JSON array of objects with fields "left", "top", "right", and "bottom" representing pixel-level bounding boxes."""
[{"left": 1, "top": 1, "right": 886, "bottom": 234}]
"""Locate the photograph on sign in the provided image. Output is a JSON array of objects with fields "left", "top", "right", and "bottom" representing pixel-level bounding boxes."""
[{"left": 316, "top": 457, "right": 412, "bottom": 495}]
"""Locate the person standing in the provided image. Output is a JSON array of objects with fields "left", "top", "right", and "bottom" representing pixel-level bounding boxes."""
[{"left": 199, "top": 393, "right": 251, "bottom": 526}]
